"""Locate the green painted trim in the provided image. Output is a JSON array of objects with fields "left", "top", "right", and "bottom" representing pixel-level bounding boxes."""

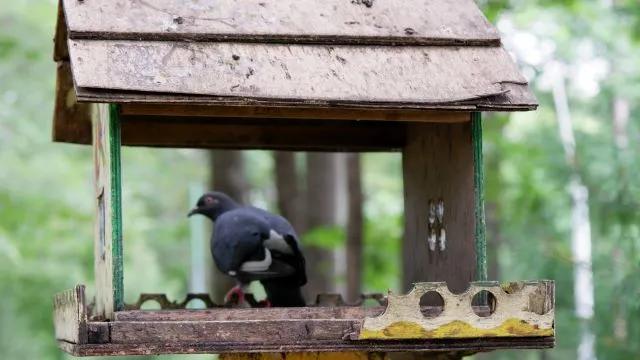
[
  {"left": 109, "top": 104, "right": 124, "bottom": 311},
  {"left": 472, "top": 112, "right": 487, "bottom": 283}
]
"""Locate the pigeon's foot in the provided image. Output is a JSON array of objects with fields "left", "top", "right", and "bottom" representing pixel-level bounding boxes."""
[
  {"left": 223, "top": 286, "right": 245, "bottom": 305},
  {"left": 256, "top": 299, "right": 271, "bottom": 308}
]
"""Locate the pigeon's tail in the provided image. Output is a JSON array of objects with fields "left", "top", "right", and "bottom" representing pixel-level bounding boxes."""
[{"left": 261, "top": 277, "right": 306, "bottom": 307}]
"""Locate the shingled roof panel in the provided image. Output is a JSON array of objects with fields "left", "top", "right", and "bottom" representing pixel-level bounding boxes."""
[{"left": 61, "top": 0, "right": 500, "bottom": 45}]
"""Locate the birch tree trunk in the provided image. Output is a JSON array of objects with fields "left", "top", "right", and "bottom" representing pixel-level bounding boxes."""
[
  {"left": 611, "top": 98, "right": 629, "bottom": 341},
  {"left": 550, "top": 61, "right": 596, "bottom": 360}
]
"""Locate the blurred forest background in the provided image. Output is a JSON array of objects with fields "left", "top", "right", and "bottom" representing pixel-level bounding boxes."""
[{"left": 1, "top": 0, "right": 639, "bottom": 359}]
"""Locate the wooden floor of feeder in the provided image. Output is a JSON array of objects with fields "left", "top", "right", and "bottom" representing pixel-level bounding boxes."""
[{"left": 54, "top": 281, "right": 555, "bottom": 356}]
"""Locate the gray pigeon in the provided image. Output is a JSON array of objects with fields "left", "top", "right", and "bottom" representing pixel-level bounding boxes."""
[{"left": 188, "top": 191, "right": 307, "bottom": 307}]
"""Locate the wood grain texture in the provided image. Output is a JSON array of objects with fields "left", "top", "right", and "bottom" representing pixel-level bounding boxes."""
[
  {"left": 120, "top": 116, "right": 406, "bottom": 151},
  {"left": 355, "top": 281, "right": 555, "bottom": 340},
  {"left": 76, "top": 88, "right": 531, "bottom": 112},
  {"left": 221, "top": 352, "right": 388, "bottom": 360},
  {"left": 110, "top": 319, "right": 356, "bottom": 343},
  {"left": 402, "top": 121, "right": 476, "bottom": 295},
  {"left": 61, "top": 0, "right": 498, "bottom": 45},
  {"left": 52, "top": 61, "right": 92, "bottom": 145},
  {"left": 120, "top": 104, "right": 470, "bottom": 123},
  {"left": 55, "top": 114, "right": 407, "bottom": 151},
  {"left": 54, "top": 0, "right": 69, "bottom": 61},
  {"left": 67, "top": 40, "right": 535, "bottom": 109},
  {"left": 114, "top": 306, "right": 489, "bottom": 322},
  {"left": 116, "top": 306, "right": 383, "bottom": 321},
  {"left": 93, "top": 103, "right": 115, "bottom": 320},
  {"left": 53, "top": 285, "right": 88, "bottom": 344},
  {"left": 58, "top": 336, "right": 554, "bottom": 356}
]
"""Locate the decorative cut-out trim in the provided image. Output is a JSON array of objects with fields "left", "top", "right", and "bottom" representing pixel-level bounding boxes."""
[{"left": 353, "top": 281, "right": 554, "bottom": 340}]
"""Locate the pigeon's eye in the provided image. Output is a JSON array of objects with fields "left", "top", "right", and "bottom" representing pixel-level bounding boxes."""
[{"left": 204, "top": 197, "right": 218, "bottom": 205}]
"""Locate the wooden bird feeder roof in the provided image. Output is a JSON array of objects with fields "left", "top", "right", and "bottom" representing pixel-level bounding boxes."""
[{"left": 52, "top": 0, "right": 537, "bottom": 151}]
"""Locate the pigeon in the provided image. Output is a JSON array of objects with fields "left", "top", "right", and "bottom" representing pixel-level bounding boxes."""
[{"left": 188, "top": 191, "right": 307, "bottom": 307}]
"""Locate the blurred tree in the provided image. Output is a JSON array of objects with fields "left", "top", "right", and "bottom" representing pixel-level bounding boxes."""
[
  {"left": 303, "top": 153, "right": 340, "bottom": 298},
  {"left": 346, "top": 153, "right": 364, "bottom": 302},
  {"left": 274, "top": 151, "right": 307, "bottom": 232},
  {"left": 208, "top": 150, "right": 250, "bottom": 302}
]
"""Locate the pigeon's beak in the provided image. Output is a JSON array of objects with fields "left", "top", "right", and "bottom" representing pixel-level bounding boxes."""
[{"left": 187, "top": 207, "right": 200, "bottom": 217}]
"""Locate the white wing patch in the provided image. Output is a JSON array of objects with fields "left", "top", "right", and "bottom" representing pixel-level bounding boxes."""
[
  {"left": 238, "top": 247, "right": 273, "bottom": 272},
  {"left": 263, "top": 229, "right": 293, "bottom": 254}
]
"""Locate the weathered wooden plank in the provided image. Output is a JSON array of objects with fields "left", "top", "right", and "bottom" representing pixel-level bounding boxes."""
[
  {"left": 93, "top": 103, "right": 114, "bottom": 320},
  {"left": 220, "top": 352, "right": 389, "bottom": 360},
  {"left": 120, "top": 104, "right": 470, "bottom": 123},
  {"left": 53, "top": 285, "right": 88, "bottom": 344},
  {"left": 477, "top": 82, "right": 539, "bottom": 110},
  {"left": 92, "top": 104, "right": 124, "bottom": 319},
  {"left": 55, "top": 114, "right": 407, "bottom": 151},
  {"left": 77, "top": 87, "right": 537, "bottom": 112},
  {"left": 59, "top": 336, "right": 554, "bottom": 356},
  {"left": 53, "top": 0, "right": 69, "bottom": 61},
  {"left": 402, "top": 122, "right": 476, "bottom": 295},
  {"left": 110, "top": 319, "right": 356, "bottom": 343},
  {"left": 114, "top": 306, "right": 490, "bottom": 322},
  {"left": 67, "top": 40, "right": 533, "bottom": 107},
  {"left": 61, "top": 0, "right": 499, "bottom": 46},
  {"left": 355, "top": 281, "right": 555, "bottom": 340},
  {"left": 117, "top": 116, "right": 406, "bottom": 151},
  {"left": 116, "top": 307, "right": 383, "bottom": 321},
  {"left": 52, "top": 61, "right": 92, "bottom": 145}
]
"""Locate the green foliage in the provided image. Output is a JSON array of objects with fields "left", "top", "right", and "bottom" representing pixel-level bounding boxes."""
[
  {"left": 302, "top": 225, "right": 346, "bottom": 249},
  {"left": 362, "top": 215, "right": 402, "bottom": 293}
]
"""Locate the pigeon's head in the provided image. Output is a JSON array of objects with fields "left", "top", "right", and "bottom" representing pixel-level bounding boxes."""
[{"left": 187, "top": 191, "right": 238, "bottom": 221}]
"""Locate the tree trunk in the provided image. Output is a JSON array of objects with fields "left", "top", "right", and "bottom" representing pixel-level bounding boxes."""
[
  {"left": 346, "top": 153, "right": 364, "bottom": 302},
  {"left": 304, "top": 153, "right": 340, "bottom": 301},
  {"left": 274, "top": 151, "right": 306, "bottom": 232},
  {"left": 551, "top": 61, "right": 596, "bottom": 360},
  {"left": 611, "top": 98, "right": 629, "bottom": 341},
  {"left": 207, "top": 150, "right": 250, "bottom": 302}
]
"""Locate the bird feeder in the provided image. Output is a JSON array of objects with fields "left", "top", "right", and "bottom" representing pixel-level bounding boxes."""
[{"left": 51, "top": 0, "right": 555, "bottom": 358}]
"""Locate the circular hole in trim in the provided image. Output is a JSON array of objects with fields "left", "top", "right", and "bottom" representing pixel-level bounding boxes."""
[
  {"left": 420, "top": 291, "right": 444, "bottom": 318},
  {"left": 186, "top": 298, "right": 207, "bottom": 309},
  {"left": 139, "top": 300, "right": 162, "bottom": 310},
  {"left": 472, "top": 290, "right": 497, "bottom": 317}
]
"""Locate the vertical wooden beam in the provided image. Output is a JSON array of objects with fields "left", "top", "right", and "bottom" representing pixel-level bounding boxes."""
[
  {"left": 402, "top": 119, "right": 475, "bottom": 295},
  {"left": 93, "top": 103, "right": 124, "bottom": 320}
]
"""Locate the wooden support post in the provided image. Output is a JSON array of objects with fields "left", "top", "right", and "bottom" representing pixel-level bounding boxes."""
[
  {"left": 402, "top": 120, "right": 476, "bottom": 295},
  {"left": 92, "top": 103, "right": 124, "bottom": 320},
  {"left": 53, "top": 285, "right": 88, "bottom": 345}
]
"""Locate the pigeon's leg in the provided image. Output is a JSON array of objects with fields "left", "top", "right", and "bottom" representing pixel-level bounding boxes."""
[
  {"left": 223, "top": 282, "right": 251, "bottom": 306},
  {"left": 256, "top": 299, "right": 272, "bottom": 308}
]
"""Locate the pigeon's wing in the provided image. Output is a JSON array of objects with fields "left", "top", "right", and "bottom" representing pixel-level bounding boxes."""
[
  {"left": 245, "top": 207, "right": 307, "bottom": 286},
  {"left": 211, "top": 211, "right": 266, "bottom": 274},
  {"left": 282, "top": 234, "right": 307, "bottom": 286},
  {"left": 212, "top": 210, "right": 299, "bottom": 282},
  {"left": 235, "top": 257, "right": 298, "bottom": 283},
  {"left": 247, "top": 207, "right": 306, "bottom": 258}
]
